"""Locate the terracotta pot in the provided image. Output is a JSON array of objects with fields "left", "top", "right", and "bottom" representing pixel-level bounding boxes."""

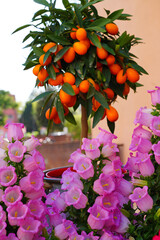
[{"left": 43, "top": 166, "right": 73, "bottom": 192}]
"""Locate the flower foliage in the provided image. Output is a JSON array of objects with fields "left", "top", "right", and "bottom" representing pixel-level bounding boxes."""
[
  {"left": 0, "top": 123, "right": 47, "bottom": 240},
  {"left": 13, "top": 0, "right": 147, "bottom": 132},
  {"left": 124, "top": 86, "right": 160, "bottom": 240},
  {"left": 44, "top": 128, "right": 133, "bottom": 240}
]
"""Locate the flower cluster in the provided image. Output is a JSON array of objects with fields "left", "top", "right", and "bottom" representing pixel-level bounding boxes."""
[
  {"left": 0, "top": 123, "right": 46, "bottom": 240},
  {"left": 124, "top": 86, "right": 160, "bottom": 239},
  {"left": 44, "top": 128, "right": 133, "bottom": 239}
]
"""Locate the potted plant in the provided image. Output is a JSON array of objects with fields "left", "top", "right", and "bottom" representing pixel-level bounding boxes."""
[{"left": 13, "top": 0, "right": 147, "bottom": 140}]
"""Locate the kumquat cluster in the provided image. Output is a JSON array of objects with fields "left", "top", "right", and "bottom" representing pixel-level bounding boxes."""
[{"left": 14, "top": 0, "right": 147, "bottom": 133}]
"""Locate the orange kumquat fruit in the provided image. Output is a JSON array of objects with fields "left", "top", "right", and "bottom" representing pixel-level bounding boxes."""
[
  {"left": 76, "top": 28, "right": 87, "bottom": 41},
  {"left": 126, "top": 68, "right": 140, "bottom": 83},
  {"left": 106, "top": 105, "right": 119, "bottom": 122},
  {"left": 63, "top": 47, "right": 76, "bottom": 63},
  {"left": 105, "top": 23, "right": 119, "bottom": 35},
  {"left": 63, "top": 72, "right": 75, "bottom": 85},
  {"left": 79, "top": 80, "right": 90, "bottom": 93}
]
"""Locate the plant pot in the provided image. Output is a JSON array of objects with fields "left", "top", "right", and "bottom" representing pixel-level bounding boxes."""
[{"left": 43, "top": 166, "right": 73, "bottom": 192}]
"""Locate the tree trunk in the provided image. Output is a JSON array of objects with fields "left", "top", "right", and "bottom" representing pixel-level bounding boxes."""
[{"left": 80, "top": 104, "right": 88, "bottom": 146}]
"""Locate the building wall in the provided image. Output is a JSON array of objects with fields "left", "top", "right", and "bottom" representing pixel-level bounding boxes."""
[{"left": 92, "top": 0, "right": 160, "bottom": 163}]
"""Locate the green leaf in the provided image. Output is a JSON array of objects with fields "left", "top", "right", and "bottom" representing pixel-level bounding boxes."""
[
  {"left": 54, "top": 46, "right": 70, "bottom": 62},
  {"left": 49, "top": 45, "right": 57, "bottom": 54},
  {"left": 62, "top": 83, "right": 75, "bottom": 96},
  {"left": 33, "top": 0, "right": 50, "bottom": 7},
  {"left": 62, "top": 0, "right": 71, "bottom": 10},
  {"left": 135, "top": 82, "right": 143, "bottom": 87},
  {"left": 47, "top": 65, "right": 56, "bottom": 80},
  {"left": 40, "top": 92, "right": 55, "bottom": 115},
  {"left": 74, "top": 5, "right": 83, "bottom": 27},
  {"left": 92, "top": 106, "right": 105, "bottom": 128},
  {"left": 108, "top": 9, "right": 124, "bottom": 21},
  {"left": 31, "top": 91, "right": 53, "bottom": 103},
  {"left": 129, "top": 62, "right": 148, "bottom": 75},
  {"left": 43, "top": 51, "right": 51, "bottom": 64},
  {"left": 107, "top": 119, "right": 115, "bottom": 133},
  {"left": 102, "top": 67, "right": 111, "bottom": 85},
  {"left": 102, "top": 43, "right": 115, "bottom": 55},
  {"left": 79, "top": 0, "right": 103, "bottom": 11},
  {"left": 56, "top": 98, "right": 65, "bottom": 123},
  {"left": 32, "top": 46, "right": 44, "bottom": 57},
  {"left": 65, "top": 111, "right": 77, "bottom": 125},
  {"left": 86, "top": 26, "right": 106, "bottom": 32},
  {"left": 94, "top": 91, "right": 109, "bottom": 109},
  {"left": 47, "top": 34, "right": 71, "bottom": 45},
  {"left": 87, "top": 32, "right": 102, "bottom": 48},
  {"left": 118, "top": 13, "right": 132, "bottom": 21},
  {"left": 32, "top": 9, "right": 48, "bottom": 19},
  {"left": 87, "top": 86, "right": 95, "bottom": 99},
  {"left": 12, "top": 24, "right": 31, "bottom": 34},
  {"left": 89, "top": 17, "right": 111, "bottom": 27}
]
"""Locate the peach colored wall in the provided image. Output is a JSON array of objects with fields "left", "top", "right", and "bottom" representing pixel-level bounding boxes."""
[{"left": 92, "top": 0, "right": 160, "bottom": 163}]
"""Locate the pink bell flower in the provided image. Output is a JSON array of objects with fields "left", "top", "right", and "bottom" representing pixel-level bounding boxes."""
[
  {"left": 73, "top": 157, "right": 94, "bottom": 179},
  {"left": 0, "top": 166, "right": 17, "bottom": 187},
  {"left": 0, "top": 189, "right": 3, "bottom": 202},
  {"left": 61, "top": 168, "right": 83, "bottom": 190},
  {"left": 0, "top": 221, "right": 7, "bottom": 237},
  {"left": 4, "top": 123, "right": 24, "bottom": 142},
  {"left": 7, "top": 233, "right": 19, "bottom": 240},
  {"left": 87, "top": 204, "right": 109, "bottom": 230},
  {"left": 125, "top": 152, "right": 139, "bottom": 174},
  {"left": 47, "top": 207, "right": 64, "bottom": 227},
  {"left": 100, "top": 230, "right": 120, "bottom": 239},
  {"left": 135, "top": 152, "right": 155, "bottom": 176},
  {"left": 150, "top": 116, "right": 160, "bottom": 137},
  {"left": 2, "top": 185, "right": 23, "bottom": 206},
  {"left": 23, "top": 150, "right": 45, "bottom": 172},
  {"left": 54, "top": 219, "right": 77, "bottom": 240},
  {"left": 65, "top": 187, "right": 88, "bottom": 209},
  {"left": 24, "top": 135, "right": 41, "bottom": 152},
  {"left": 0, "top": 206, "right": 6, "bottom": 223},
  {"left": 45, "top": 189, "right": 66, "bottom": 212},
  {"left": 129, "top": 186, "right": 153, "bottom": 212},
  {"left": 27, "top": 199, "right": 46, "bottom": 219},
  {"left": 129, "top": 135, "right": 152, "bottom": 153},
  {"left": 134, "top": 107, "right": 154, "bottom": 127},
  {"left": 81, "top": 138, "right": 100, "bottom": 160},
  {"left": 8, "top": 141, "right": 27, "bottom": 163},
  {"left": 25, "top": 187, "right": 46, "bottom": 200},
  {"left": 102, "top": 143, "right": 119, "bottom": 158},
  {"left": 100, "top": 192, "right": 119, "bottom": 211},
  {"left": 116, "top": 178, "right": 133, "bottom": 197},
  {"left": 104, "top": 207, "right": 121, "bottom": 229},
  {"left": 0, "top": 159, "right": 7, "bottom": 168},
  {"left": 68, "top": 148, "right": 86, "bottom": 163},
  {"left": 148, "top": 86, "right": 160, "bottom": 106},
  {"left": 0, "top": 148, "right": 7, "bottom": 160},
  {"left": 102, "top": 157, "right": 122, "bottom": 177},
  {"left": 68, "top": 234, "right": 84, "bottom": 240},
  {"left": 7, "top": 201, "right": 28, "bottom": 226},
  {"left": 93, "top": 173, "right": 115, "bottom": 195},
  {"left": 97, "top": 127, "right": 117, "bottom": 145},
  {"left": 81, "top": 231, "right": 99, "bottom": 240},
  {"left": 0, "top": 137, "right": 9, "bottom": 150},
  {"left": 152, "top": 141, "right": 160, "bottom": 164},
  {"left": 114, "top": 213, "right": 130, "bottom": 234},
  {"left": 132, "top": 124, "right": 152, "bottom": 140},
  {"left": 17, "top": 217, "right": 41, "bottom": 240},
  {"left": 20, "top": 169, "right": 44, "bottom": 193}
]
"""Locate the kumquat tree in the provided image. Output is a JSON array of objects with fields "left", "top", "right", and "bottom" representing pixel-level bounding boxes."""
[{"left": 13, "top": 0, "right": 148, "bottom": 140}]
